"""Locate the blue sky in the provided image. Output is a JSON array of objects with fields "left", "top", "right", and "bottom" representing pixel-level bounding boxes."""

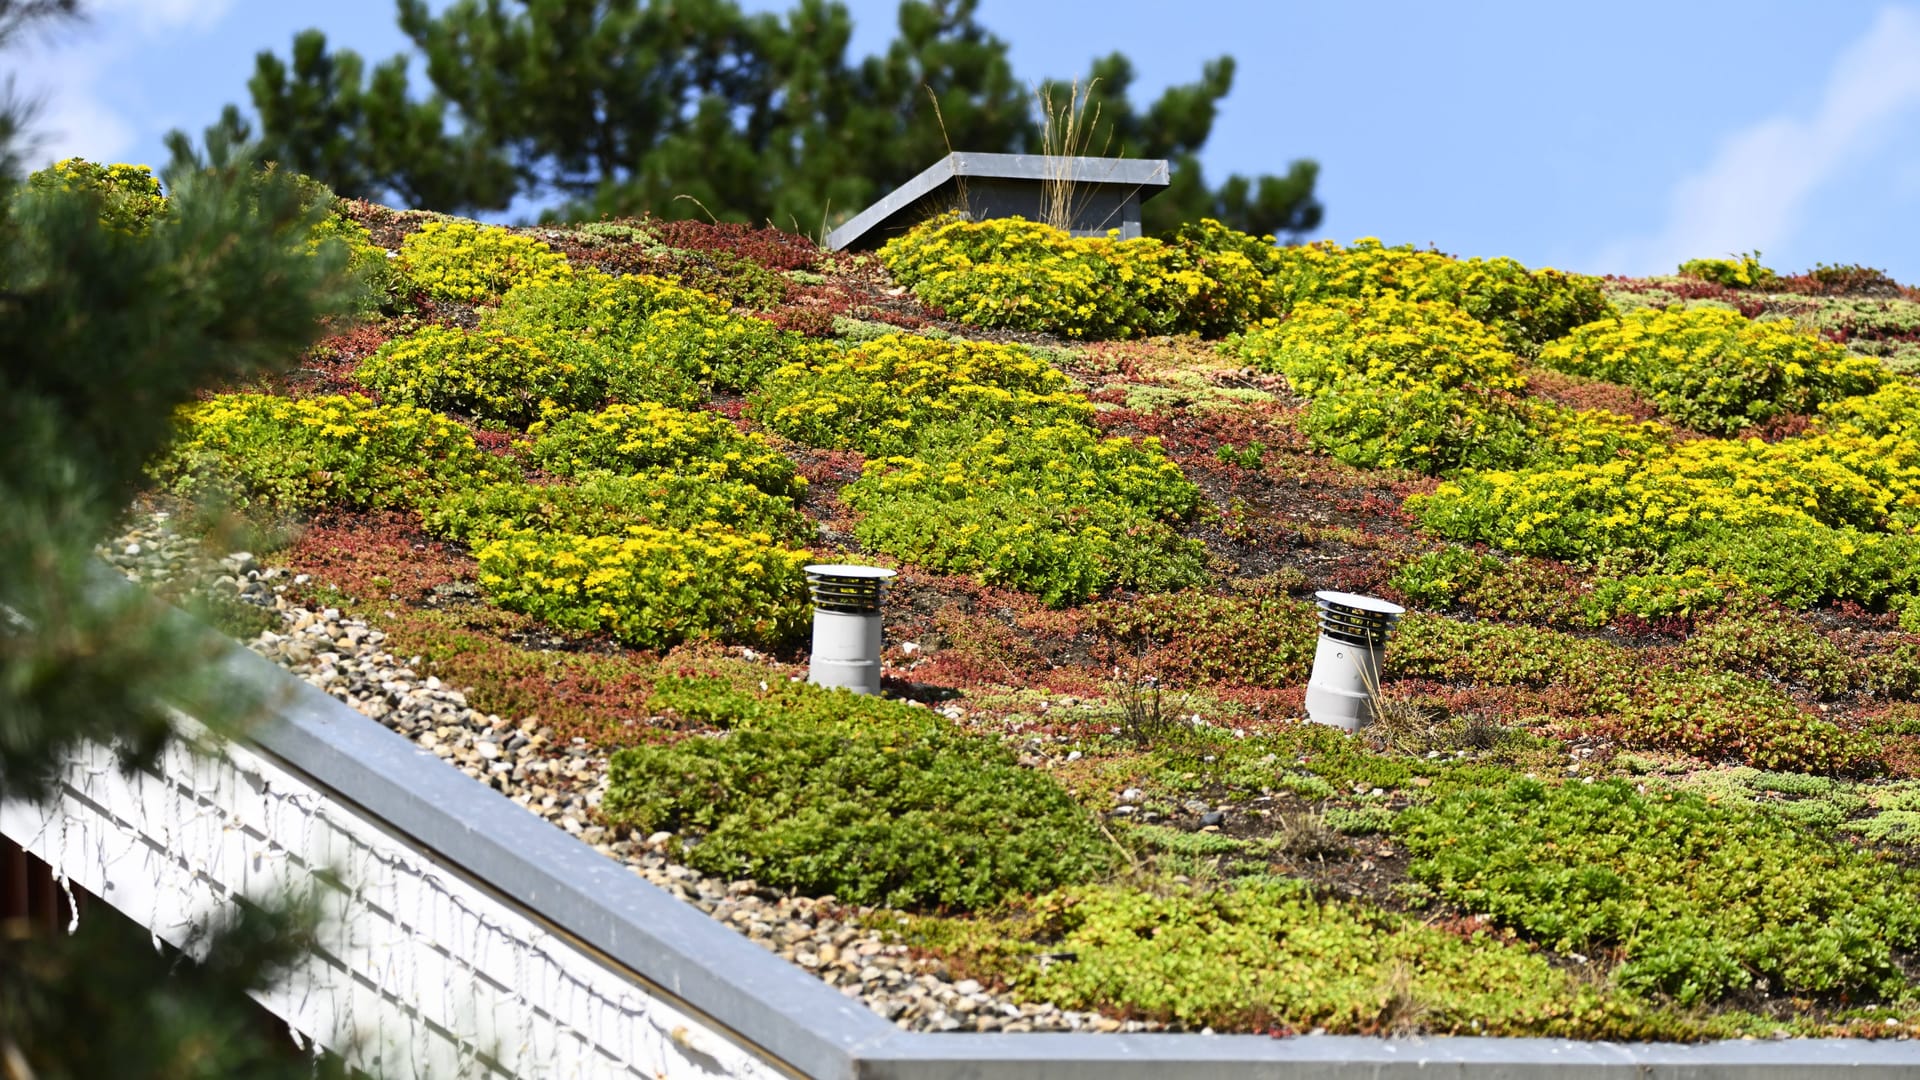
[{"left": 11, "top": 0, "right": 1920, "bottom": 281}]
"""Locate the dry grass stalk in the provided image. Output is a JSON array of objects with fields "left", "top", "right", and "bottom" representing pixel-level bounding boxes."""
[
  {"left": 1275, "top": 810, "right": 1348, "bottom": 860},
  {"left": 1107, "top": 646, "right": 1190, "bottom": 745},
  {"left": 924, "top": 85, "right": 970, "bottom": 220},
  {"left": 1035, "top": 77, "right": 1110, "bottom": 233}
]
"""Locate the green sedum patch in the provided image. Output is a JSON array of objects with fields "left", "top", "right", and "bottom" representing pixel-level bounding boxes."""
[
  {"left": 1230, "top": 296, "right": 1531, "bottom": 473},
  {"left": 1087, "top": 586, "right": 1319, "bottom": 688},
  {"left": 994, "top": 881, "right": 1694, "bottom": 1038},
  {"left": 308, "top": 211, "right": 397, "bottom": 317},
  {"left": 1397, "top": 778, "right": 1920, "bottom": 1005},
  {"left": 1388, "top": 616, "right": 1882, "bottom": 773},
  {"left": 751, "top": 333, "right": 1089, "bottom": 456},
  {"left": 755, "top": 332, "right": 1203, "bottom": 605},
  {"left": 846, "top": 421, "right": 1205, "bottom": 606},
  {"left": 601, "top": 683, "right": 1114, "bottom": 910},
  {"left": 485, "top": 269, "right": 811, "bottom": 393}
]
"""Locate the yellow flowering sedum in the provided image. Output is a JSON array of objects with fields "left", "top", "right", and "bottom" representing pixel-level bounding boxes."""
[
  {"left": 26, "top": 158, "right": 167, "bottom": 232},
  {"left": 1677, "top": 251, "right": 1776, "bottom": 289},
  {"left": 1812, "top": 380, "right": 1920, "bottom": 441},
  {"left": 623, "top": 303, "right": 822, "bottom": 394},
  {"left": 751, "top": 332, "right": 1089, "bottom": 455},
  {"left": 531, "top": 402, "right": 804, "bottom": 499},
  {"left": 1412, "top": 428, "right": 1920, "bottom": 559},
  {"left": 425, "top": 470, "right": 815, "bottom": 549},
  {"left": 878, "top": 214, "right": 1279, "bottom": 339},
  {"left": 1262, "top": 238, "right": 1613, "bottom": 354},
  {"left": 475, "top": 525, "right": 812, "bottom": 650},
  {"left": 1229, "top": 296, "right": 1537, "bottom": 473},
  {"left": 397, "top": 220, "right": 573, "bottom": 303},
  {"left": 158, "top": 392, "right": 509, "bottom": 510},
  {"left": 486, "top": 267, "right": 722, "bottom": 340},
  {"left": 1409, "top": 366, "right": 1920, "bottom": 610},
  {"left": 357, "top": 325, "right": 606, "bottom": 428},
  {"left": 485, "top": 268, "right": 811, "bottom": 393},
  {"left": 1538, "top": 306, "right": 1886, "bottom": 434},
  {"left": 881, "top": 216, "right": 1609, "bottom": 350},
  {"left": 1521, "top": 403, "right": 1670, "bottom": 465}
]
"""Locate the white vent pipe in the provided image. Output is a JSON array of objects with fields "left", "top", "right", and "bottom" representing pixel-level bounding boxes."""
[
  {"left": 1305, "top": 590, "right": 1405, "bottom": 732},
  {"left": 804, "top": 564, "right": 896, "bottom": 695}
]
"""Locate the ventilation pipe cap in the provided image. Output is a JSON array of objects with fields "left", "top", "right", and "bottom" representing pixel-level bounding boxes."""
[
  {"left": 1305, "top": 591, "right": 1405, "bottom": 732},
  {"left": 1314, "top": 590, "right": 1404, "bottom": 646},
  {"left": 805, "top": 564, "right": 896, "bottom": 694},
  {"left": 805, "top": 564, "right": 895, "bottom": 611}
]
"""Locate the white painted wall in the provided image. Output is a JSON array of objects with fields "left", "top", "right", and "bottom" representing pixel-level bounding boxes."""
[{"left": 0, "top": 727, "right": 792, "bottom": 1080}]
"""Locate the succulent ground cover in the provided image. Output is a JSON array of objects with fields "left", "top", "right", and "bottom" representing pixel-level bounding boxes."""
[{"left": 68, "top": 154, "right": 1920, "bottom": 1040}]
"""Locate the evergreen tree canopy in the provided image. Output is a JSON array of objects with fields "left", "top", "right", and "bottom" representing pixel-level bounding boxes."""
[
  {"left": 2, "top": 2, "right": 358, "bottom": 1071},
  {"left": 201, "top": 0, "right": 1322, "bottom": 238}
]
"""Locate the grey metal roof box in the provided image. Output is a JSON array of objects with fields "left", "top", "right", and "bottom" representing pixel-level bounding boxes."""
[{"left": 826, "top": 151, "right": 1171, "bottom": 252}]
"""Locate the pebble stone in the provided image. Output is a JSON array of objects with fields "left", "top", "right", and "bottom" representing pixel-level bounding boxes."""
[{"left": 101, "top": 511, "right": 1162, "bottom": 1035}]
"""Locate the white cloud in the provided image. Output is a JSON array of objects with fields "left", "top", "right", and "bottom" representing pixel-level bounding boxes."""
[
  {"left": 25, "top": 76, "right": 138, "bottom": 164},
  {"left": 10, "top": 45, "right": 137, "bottom": 166},
  {"left": 8, "top": 0, "right": 236, "bottom": 169},
  {"left": 1594, "top": 5, "right": 1920, "bottom": 275},
  {"left": 89, "top": 0, "right": 235, "bottom": 34}
]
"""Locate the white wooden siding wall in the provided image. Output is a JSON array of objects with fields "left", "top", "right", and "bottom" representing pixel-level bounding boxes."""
[{"left": 0, "top": 728, "right": 792, "bottom": 1080}]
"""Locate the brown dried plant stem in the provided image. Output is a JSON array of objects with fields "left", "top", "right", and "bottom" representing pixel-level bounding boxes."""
[{"left": 1036, "top": 77, "right": 1109, "bottom": 233}]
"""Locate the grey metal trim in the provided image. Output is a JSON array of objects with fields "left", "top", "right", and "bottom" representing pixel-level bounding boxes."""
[
  {"left": 168, "top": 603, "right": 894, "bottom": 1080},
  {"left": 128, "top": 574, "right": 1920, "bottom": 1078},
  {"left": 849, "top": 1031, "right": 1920, "bottom": 1079},
  {"left": 946, "top": 152, "right": 1170, "bottom": 188},
  {"left": 825, "top": 152, "right": 1170, "bottom": 252}
]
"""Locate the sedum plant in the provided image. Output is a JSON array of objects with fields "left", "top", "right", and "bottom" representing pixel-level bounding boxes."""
[
  {"left": 396, "top": 219, "right": 572, "bottom": 302},
  {"left": 846, "top": 421, "right": 1205, "bottom": 605},
  {"left": 25, "top": 157, "right": 168, "bottom": 232},
  {"left": 1677, "top": 251, "right": 1776, "bottom": 289},
  {"left": 1397, "top": 778, "right": 1920, "bottom": 1006},
  {"left": 159, "top": 391, "right": 510, "bottom": 510},
  {"left": 530, "top": 402, "right": 804, "bottom": 498},
  {"left": 1262, "top": 237, "right": 1613, "bottom": 353},
  {"left": 1230, "top": 296, "right": 1533, "bottom": 473},
  {"left": 426, "top": 470, "right": 815, "bottom": 549},
  {"left": 474, "top": 524, "right": 812, "bottom": 650},
  {"left": 1003, "top": 880, "right": 1685, "bottom": 1038},
  {"left": 1537, "top": 306, "right": 1885, "bottom": 434},
  {"left": 487, "top": 268, "right": 811, "bottom": 393},
  {"left": 356, "top": 324, "right": 607, "bottom": 428},
  {"left": 878, "top": 213, "right": 1281, "bottom": 340},
  {"left": 601, "top": 685, "right": 1114, "bottom": 910},
  {"left": 751, "top": 332, "right": 1089, "bottom": 456}
]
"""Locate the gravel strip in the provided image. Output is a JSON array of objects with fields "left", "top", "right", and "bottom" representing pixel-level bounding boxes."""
[{"left": 102, "top": 510, "right": 1161, "bottom": 1035}]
